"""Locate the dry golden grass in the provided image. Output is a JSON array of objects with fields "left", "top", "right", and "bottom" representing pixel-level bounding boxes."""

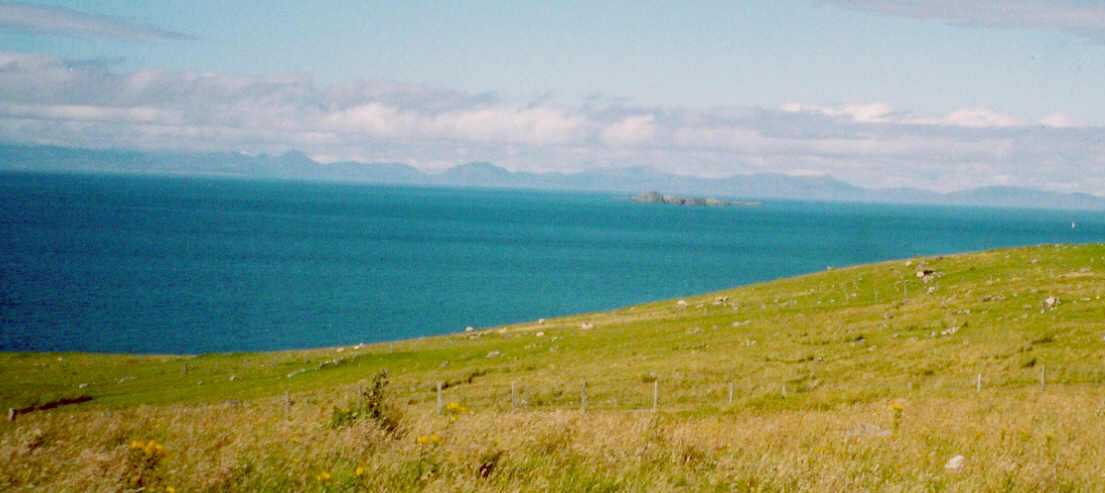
[{"left": 5, "top": 388, "right": 1105, "bottom": 492}]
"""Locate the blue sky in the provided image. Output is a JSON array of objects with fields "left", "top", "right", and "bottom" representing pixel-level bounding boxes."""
[{"left": 2, "top": 0, "right": 1104, "bottom": 193}]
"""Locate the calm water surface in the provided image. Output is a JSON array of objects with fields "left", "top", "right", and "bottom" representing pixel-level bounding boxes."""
[{"left": 1, "top": 172, "right": 1102, "bottom": 353}]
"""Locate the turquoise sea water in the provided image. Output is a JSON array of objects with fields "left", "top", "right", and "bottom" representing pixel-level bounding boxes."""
[{"left": 1, "top": 172, "right": 1102, "bottom": 354}]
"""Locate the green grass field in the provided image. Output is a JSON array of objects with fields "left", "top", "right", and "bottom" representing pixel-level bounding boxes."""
[{"left": 3, "top": 243, "right": 1105, "bottom": 492}]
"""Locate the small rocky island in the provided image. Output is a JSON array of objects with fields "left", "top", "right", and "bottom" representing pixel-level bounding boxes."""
[{"left": 632, "top": 191, "right": 761, "bottom": 207}]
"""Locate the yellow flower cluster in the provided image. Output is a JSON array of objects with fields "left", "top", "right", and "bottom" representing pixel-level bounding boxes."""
[
  {"left": 416, "top": 433, "right": 443, "bottom": 446},
  {"left": 129, "top": 439, "right": 167, "bottom": 458},
  {"left": 355, "top": 465, "right": 365, "bottom": 477},
  {"left": 315, "top": 471, "right": 331, "bottom": 483},
  {"left": 445, "top": 402, "right": 468, "bottom": 415}
]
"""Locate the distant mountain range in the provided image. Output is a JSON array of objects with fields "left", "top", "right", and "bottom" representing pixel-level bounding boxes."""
[{"left": 2, "top": 143, "right": 1104, "bottom": 211}]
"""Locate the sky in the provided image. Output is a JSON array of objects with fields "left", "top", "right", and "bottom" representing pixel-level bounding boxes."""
[{"left": 1, "top": 0, "right": 1104, "bottom": 193}]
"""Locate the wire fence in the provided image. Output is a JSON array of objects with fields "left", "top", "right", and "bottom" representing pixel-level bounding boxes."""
[{"left": 413, "top": 363, "right": 1105, "bottom": 415}]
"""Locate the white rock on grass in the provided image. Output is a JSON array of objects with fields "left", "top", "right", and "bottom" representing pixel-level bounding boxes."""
[
  {"left": 486, "top": 351, "right": 501, "bottom": 359},
  {"left": 535, "top": 331, "right": 545, "bottom": 337},
  {"left": 465, "top": 326, "right": 475, "bottom": 332},
  {"left": 945, "top": 455, "right": 965, "bottom": 471}
]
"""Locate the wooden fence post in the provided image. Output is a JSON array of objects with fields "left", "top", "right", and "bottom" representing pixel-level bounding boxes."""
[
  {"left": 436, "top": 382, "right": 444, "bottom": 415},
  {"left": 511, "top": 381, "right": 517, "bottom": 410},
  {"left": 1040, "top": 366, "right": 1046, "bottom": 391},
  {"left": 727, "top": 382, "right": 734, "bottom": 405},
  {"left": 580, "top": 382, "right": 587, "bottom": 413},
  {"left": 976, "top": 373, "right": 982, "bottom": 393},
  {"left": 652, "top": 380, "right": 659, "bottom": 412}
]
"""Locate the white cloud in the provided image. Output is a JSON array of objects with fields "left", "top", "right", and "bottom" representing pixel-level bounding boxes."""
[
  {"left": 822, "top": 0, "right": 1105, "bottom": 41},
  {"left": 601, "top": 115, "right": 657, "bottom": 147},
  {"left": 938, "top": 108, "right": 1022, "bottom": 128},
  {"left": 782, "top": 102, "right": 895, "bottom": 123},
  {"left": 1039, "top": 113, "right": 1081, "bottom": 128},
  {"left": 783, "top": 102, "right": 1022, "bottom": 128},
  {"left": 0, "top": 2, "right": 193, "bottom": 41},
  {"left": 1, "top": 50, "right": 1104, "bottom": 195}
]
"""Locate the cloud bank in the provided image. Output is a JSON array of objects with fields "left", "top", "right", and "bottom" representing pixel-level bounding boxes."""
[
  {"left": 0, "top": 51, "right": 1102, "bottom": 195},
  {"left": 823, "top": 0, "right": 1105, "bottom": 42},
  {"left": 0, "top": 2, "right": 192, "bottom": 41}
]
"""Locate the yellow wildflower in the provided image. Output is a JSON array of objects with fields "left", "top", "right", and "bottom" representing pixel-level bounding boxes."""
[
  {"left": 355, "top": 465, "right": 365, "bottom": 477},
  {"left": 166, "top": 487, "right": 176, "bottom": 493},
  {"left": 316, "top": 471, "right": 331, "bottom": 482},
  {"left": 416, "top": 433, "right": 444, "bottom": 446},
  {"left": 445, "top": 402, "right": 468, "bottom": 415}
]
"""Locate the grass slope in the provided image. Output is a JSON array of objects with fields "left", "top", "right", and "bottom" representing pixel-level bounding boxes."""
[{"left": 2, "top": 243, "right": 1105, "bottom": 492}]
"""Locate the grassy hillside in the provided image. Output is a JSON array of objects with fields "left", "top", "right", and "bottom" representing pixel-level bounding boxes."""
[{"left": 3, "top": 243, "right": 1105, "bottom": 492}]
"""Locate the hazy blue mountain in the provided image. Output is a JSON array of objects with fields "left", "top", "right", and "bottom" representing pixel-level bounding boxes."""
[{"left": 2, "top": 143, "right": 1103, "bottom": 210}]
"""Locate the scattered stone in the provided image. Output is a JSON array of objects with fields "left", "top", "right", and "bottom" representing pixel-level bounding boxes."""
[
  {"left": 927, "top": 286, "right": 937, "bottom": 294},
  {"left": 535, "top": 331, "right": 545, "bottom": 337},
  {"left": 537, "top": 318, "right": 546, "bottom": 324},
  {"left": 228, "top": 375, "right": 237, "bottom": 382},
  {"left": 335, "top": 347, "right": 345, "bottom": 353},
  {"left": 78, "top": 383, "right": 88, "bottom": 389},
  {"left": 676, "top": 299, "right": 688, "bottom": 307},
  {"left": 1043, "top": 296, "right": 1060, "bottom": 310},
  {"left": 945, "top": 455, "right": 965, "bottom": 471},
  {"left": 286, "top": 368, "right": 308, "bottom": 379},
  {"left": 486, "top": 351, "right": 501, "bottom": 359},
  {"left": 465, "top": 326, "right": 475, "bottom": 332},
  {"left": 580, "top": 322, "right": 594, "bottom": 330}
]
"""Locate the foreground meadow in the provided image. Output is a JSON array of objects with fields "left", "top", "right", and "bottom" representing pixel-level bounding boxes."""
[{"left": 3, "top": 243, "right": 1105, "bottom": 491}]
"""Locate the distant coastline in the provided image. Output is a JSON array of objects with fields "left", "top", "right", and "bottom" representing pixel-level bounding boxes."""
[{"left": 3, "top": 143, "right": 1105, "bottom": 211}]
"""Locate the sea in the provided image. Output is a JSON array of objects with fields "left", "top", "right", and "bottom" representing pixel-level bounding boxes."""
[{"left": 1, "top": 172, "right": 1102, "bottom": 354}]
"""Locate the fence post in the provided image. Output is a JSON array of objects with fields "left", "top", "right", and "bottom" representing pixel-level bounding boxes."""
[
  {"left": 511, "top": 381, "right": 517, "bottom": 411},
  {"left": 1040, "top": 365, "right": 1046, "bottom": 391},
  {"left": 727, "top": 382, "right": 734, "bottom": 405},
  {"left": 976, "top": 373, "right": 982, "bottom": 393},
  {"left": 580, "top": 382, "right": 588, "bottom": 413},
  {"left": 652, "top": 380, "right": 659, "bottom": 412},
  {"left": 436, "top": 382, "right": 444, "bottom": 415},
  {"left": 7, "top": 408, "right": 14, "bottom": 422}
]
